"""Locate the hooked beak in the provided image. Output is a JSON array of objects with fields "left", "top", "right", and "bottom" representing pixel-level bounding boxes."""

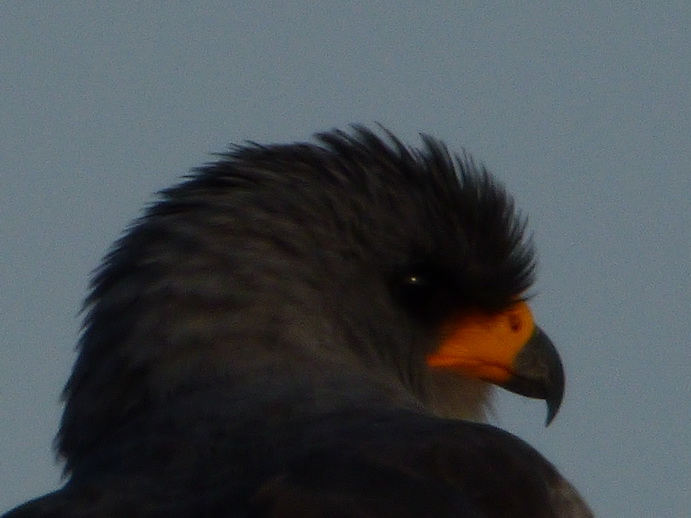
[{"left": 426, "top": 301, "right": 565, "bottom": 425}]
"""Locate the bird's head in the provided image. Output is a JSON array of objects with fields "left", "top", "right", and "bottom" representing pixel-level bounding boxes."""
[
  {"left": 58, "top": 126, "right": 564, "bottom": 473},
  {"left": 281, "top": 128, "right": 564, "bottom": 425}
]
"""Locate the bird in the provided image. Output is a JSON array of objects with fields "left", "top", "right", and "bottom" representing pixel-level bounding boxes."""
[{"left": 4, "top": 126, "right": 592, "bottom": 517}]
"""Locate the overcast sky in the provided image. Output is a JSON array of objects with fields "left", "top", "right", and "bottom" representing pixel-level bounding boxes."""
[{"left": 1, "top": 3, "right": 689, "bottom": 516}]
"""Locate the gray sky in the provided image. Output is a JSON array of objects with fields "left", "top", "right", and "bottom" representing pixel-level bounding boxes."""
[{"left": 1, "top": 3, "right": 689, "bottom": 516}]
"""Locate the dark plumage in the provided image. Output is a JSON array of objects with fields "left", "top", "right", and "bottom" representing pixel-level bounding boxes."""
[{"left": 4, "top": 127, "right": 591, "bottom": 517}]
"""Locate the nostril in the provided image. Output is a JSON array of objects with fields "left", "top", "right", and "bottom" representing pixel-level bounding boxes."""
[{"left": 509, "top": 314, "right": 522, "bottom": 333}]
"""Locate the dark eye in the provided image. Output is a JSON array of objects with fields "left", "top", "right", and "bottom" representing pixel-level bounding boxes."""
[
  {"left": 394, "top": 269, "right": 439, "bottom": 311},
  {"left": 404, "top": 274, "right": 427, "bottom": 287}
]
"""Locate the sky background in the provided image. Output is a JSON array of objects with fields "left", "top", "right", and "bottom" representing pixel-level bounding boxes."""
[{"left": 1, "top": 3, "right": 689, "bottom": 516}]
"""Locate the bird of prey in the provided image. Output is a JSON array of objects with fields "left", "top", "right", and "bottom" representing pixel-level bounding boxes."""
[{"left": 4, "top": 127, "right": 592, "bottom": 517}]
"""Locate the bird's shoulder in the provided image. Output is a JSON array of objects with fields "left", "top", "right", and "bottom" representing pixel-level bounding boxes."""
[
  {"left": 248, "top": 415, "right": 593, "bottom": 518},
  {"left": 3, "top": 415, "right": 592, "bottom": 518}
]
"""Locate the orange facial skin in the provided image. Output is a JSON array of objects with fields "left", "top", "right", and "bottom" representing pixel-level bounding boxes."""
[{"left": 427, "top": 301, "right": 535, "bottom": 384}]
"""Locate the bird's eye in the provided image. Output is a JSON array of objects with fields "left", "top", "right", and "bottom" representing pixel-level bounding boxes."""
[
  {"left": 401, "top": 273, "right": 433, "bottom": 294},
  {"left": 394, "top": 270, "right": 440, "bottom": 312},
  {"left": 404, "top": 274, "right": 426, "bottom": 286}
]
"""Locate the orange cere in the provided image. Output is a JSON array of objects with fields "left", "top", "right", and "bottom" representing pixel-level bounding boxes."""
[{"left": 426, "top": 301, "right": 535, "bottom": 384}]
